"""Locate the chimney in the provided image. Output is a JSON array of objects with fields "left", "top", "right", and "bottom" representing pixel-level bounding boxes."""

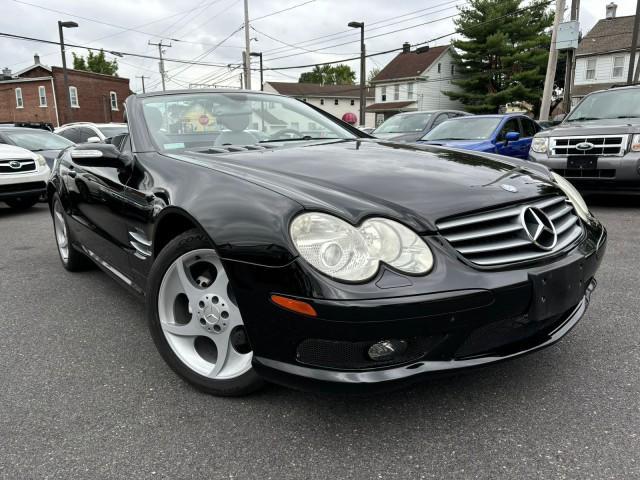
[
  {"left": 34, "top": 53, "right": 40, "bottom": 65},
  {"left": 606, "top": 2, "right": 617, "bottom": 19},
  {"left": 2, "top": 67, "right": 11, "bottom": 79},
  {"left": 402, "top": 42, "right": 411, "bottom": 53}
]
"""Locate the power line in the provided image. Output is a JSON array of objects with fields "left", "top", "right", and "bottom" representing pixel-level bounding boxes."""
[{"left": 250, "top": 0, "right": 317, "bottom": 22}]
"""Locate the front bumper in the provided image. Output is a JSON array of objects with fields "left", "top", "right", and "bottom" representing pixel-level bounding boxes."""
[
  {"left": 227, "top": 220, "right": 607, "bottom": 392},
  {"left": 529, "top": 151, "right": 640, "bottom": 193}
]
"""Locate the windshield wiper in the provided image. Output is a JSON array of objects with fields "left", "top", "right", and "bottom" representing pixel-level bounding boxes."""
[
  {"left": 565, "top": 116, "right": 600, "bottom": 122},
  {"left": 259, "top": 137, "right": 344, "bottom": 143},
  {"left": 614, "top": 115, "right": 640, "bottom": 119}
]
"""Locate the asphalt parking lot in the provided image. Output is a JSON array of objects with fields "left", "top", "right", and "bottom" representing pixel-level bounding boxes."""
[{"left": 0, "top": 198, "right": 638, "bottom": 480}]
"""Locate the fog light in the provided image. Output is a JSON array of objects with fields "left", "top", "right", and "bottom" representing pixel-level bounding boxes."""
[{"left": 367, "top": 339, "right": 408, "bottom": 361}]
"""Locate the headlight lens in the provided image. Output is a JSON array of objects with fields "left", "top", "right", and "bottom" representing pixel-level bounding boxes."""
[
  {"left": 551, "top": 172, "right": 591, "bottom": 221},
  {"left": 34, "top": 154, "right": 47, "bottom": 168},
  {"left": 631, "top": 134, "right": 640, "bottom": 152},
  {"left": 290, "top": 213, "right": 434, "bottom": 282},
  {"left": 531, "top": 137, "right": 549, "bottom": 154}
]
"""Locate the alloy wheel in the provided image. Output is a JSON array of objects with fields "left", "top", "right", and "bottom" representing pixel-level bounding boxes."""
[{"left": 53, "top": 200, "right": 69, "bottom": 262}]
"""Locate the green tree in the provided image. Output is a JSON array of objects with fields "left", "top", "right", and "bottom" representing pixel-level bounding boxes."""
[
  {"left": 71, "top": 50, "right": 118, "bottom": 76},
  {"left": 299, "top": 64, "right": 355, "bottom": 85},
  {"left": 444, "top": 0, "right": 553, "bottom": 114},
  {"left": 368, "top": 67, "right": 381, "bottom": 83}
]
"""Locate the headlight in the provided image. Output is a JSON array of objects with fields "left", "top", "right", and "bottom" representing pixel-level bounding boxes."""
[
  {"left": 531, "top": 137, "right": 548, "bottom": 154},
  {"left": 631, "top": 134, "right": 640, "bottom": 152},
  {"left": 551, "top": 172, "right": 591, "bottom": 222},
  {"left": 34, "top": 154, "right": 47, "bottom": 168},
  {"left": 290, "top": 212, "right": 434, "bottom": 282}
]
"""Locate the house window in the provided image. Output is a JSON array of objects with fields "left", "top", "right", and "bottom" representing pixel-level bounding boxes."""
[
  {"left": 393, "top": 84, "right": 399, "bottom": 101},
  {"left": 407, "top": 83, "right": 414, "bottom": 100},
  {"left": 586, "top": 58, "right": 596, "bottom": 80},
  {"left": 15, "top": 88, "right": 23, "bottom": 108},
  {"left": 350, "top": 99, "right": 355, "bottom": 106},
  {"left": 110, "top": 91, "right": 118, "bottom": 111},
  {"left": 320, "top": 98, "right": 324, "bottom": 105},
  {"left": 69, "top": 86, "right": 79, "bottom": 107},
  {"left": 334, "top": 99, "right": 339, "bottom": 105},
  {"left": 612, "top": 56, "right": 624, "bottom": 78},
  {"left": 437, "top": 63, "right": 441, "bottom": 73},
  {"left": 38, "top": 86, "right": 47, "bottom": 107},
  {"left": 381, "top": 86, "right": 386, "bottom": 102}
]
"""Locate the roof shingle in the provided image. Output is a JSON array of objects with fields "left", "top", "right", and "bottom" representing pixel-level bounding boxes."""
[
  {"left": 265, "top": 82, "right": 373, "bottom": 98},
  {"left": 371, "top": 45, "right": 449, "bottom": 82},
  {"left": 577, "top": 15, "right": 635, "bottom": 56}
]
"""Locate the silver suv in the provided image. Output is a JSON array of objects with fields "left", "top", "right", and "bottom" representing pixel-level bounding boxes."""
[{"left": 529, "top": 85, "right": 640, "bottom": 193}]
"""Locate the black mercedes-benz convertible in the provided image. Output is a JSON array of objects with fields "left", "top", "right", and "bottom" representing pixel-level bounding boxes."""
[{"left": 48, "top": 90, "right": 606, "bottom": 396}]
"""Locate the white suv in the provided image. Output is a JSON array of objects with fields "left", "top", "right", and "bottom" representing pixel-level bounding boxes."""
[
  {"left": 0, "top": 144, "right": 50, "bottom": 209},
  {"left": 55, "top": 122, "right": 128, "bottom": 144}
]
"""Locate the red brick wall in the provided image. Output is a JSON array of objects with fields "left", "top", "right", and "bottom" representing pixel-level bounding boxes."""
[
  {"left": 0, "top": 80, "right": 58, "bottom": 126},
  {"left": 52, "top": 68, "right": 131, "bottom": 125}
]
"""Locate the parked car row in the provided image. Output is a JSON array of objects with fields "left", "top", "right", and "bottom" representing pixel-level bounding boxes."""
[{"left": 0, "top": 122, "right": 127, "bottom": 210}]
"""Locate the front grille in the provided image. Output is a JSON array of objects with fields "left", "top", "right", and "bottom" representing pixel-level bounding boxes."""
[
  {"left": 550, "top": 135, "right": 627, "bottom": 157},
  {"left": 0, "top": 159, "right": 36, "bottom": 174},
  {"left": 0, "top": 181, "right": 46, "bottom": 194},
  {"left": 552, "top": 168, "right": 616, "bottom": 179},
  {"left": 437, "top": 196, "right": 583, "bottom": 266}
]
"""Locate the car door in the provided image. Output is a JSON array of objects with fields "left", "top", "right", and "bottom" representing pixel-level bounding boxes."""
[
  {"left": 495, "top": 118, "right": 521, "bottom": 158},
  {"left": 63, "top": 136, "right": 132, "bottom": 275},
  {"left": 518, "top": 117, "right": 538, "bottom": 159},
  {"left": 75, "top": 127, "right": 98, "bottom": 143}
]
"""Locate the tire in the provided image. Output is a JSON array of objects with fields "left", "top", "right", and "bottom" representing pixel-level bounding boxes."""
[
  {"left": 51, "top": 194, "right": 93, "bottom": 272},
  {"left": 146, "top": 229, "right": 264, "bottom": 396},
  {"left": 6, "top": 196, "right": 39, "bottom": 210}
]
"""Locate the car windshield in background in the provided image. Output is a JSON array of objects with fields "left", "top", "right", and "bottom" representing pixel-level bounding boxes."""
[
  {"left": 4, "top": 131, "right": 74, "bottom": 150},
  {"left": 565, "top": 89, "right": 640, "bottom": 122},
  {"left": 141, "top": 92, "right": 356, "bottom": 151},
  {"left": 421, "top": 117, "right": 501, "bottom": 141},
  {"left": 98, "top": 126, "right": 128, "bottom": 138},
  {"left": 374, "top": 113, "right": 433, "bottom": 134}
]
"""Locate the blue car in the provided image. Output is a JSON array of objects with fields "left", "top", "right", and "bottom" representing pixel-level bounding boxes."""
[{"left": 416, "top": 114, "right": 542, "bottom": 159}]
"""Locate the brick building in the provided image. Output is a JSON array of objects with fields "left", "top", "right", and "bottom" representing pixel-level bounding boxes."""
[{"left": 0, "top": 54, "right": 132, "bottom": 128}]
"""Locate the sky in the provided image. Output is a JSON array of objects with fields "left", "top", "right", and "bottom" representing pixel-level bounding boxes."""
[{"left": 0, "top": 0, "right": 636, "bottom": 93}]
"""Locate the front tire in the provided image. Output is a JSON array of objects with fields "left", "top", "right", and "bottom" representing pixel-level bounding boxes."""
[
  {"left": 146, "top": 230, "right": 264, "bottom": 396},
  {"left": 51, "top": 194, "right": 92, "bottom": 271}
]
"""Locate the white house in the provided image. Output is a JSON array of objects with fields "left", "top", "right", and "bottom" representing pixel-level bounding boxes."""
[
  {"left": 263, "top": 82, "right": 375, "bottom": 128},
  {"left": 572, "top": 3, "right": 636, "bottom": 105},
  {"left": 367, "top": 43, "right": 464, "bottom": 125}
]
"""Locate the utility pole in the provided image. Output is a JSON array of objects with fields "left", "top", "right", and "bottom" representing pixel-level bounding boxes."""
[
  {"left": 149, "top": 40, "right": 171, "bottom": 91},
  {"left": 243, "top": 0, "right": 252, "bottom": 90},
  {"left": 348, "top": 21, "right": 366, "bottom": 127},
  {"left": 540, "top": 0, "right": 566, "bottom": 121},
  {"left": 562, "top": 0, "right": 580, "bottom": 115},
  {"left": 250, "top": 52, "right": 263, "bottom": 90},
  {"left": 58, "top": 20, "right": 78, "bottom": 123},
  {"left": 136, "top": 75, "right": 149, "bottom": 93},
  {"left": 239, "top": 72, "right": 243, "bottom": 89},
  {"left": 629, "top": 0, "right": 640, "bottom": 84}
]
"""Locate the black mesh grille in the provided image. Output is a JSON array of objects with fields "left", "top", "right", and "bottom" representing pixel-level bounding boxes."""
[
  {"left": 552, "top": 168, "right": 616, "bottom": 179},
  {"left": 296, "top": 336, "right": 444, "bottom": 370}
]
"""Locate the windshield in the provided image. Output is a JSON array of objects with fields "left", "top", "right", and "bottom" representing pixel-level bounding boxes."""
[
  {"left": 141, "top": 92, "right": 357, "bottom": 151},
  {"left": 98, "top": 126, "right": 128, "bottom": 138},
  {"left": 421, "top": 117, "right": 501, "bottom": 141},
  {"left": 4, "top": 130, "right": 74, "bottom": 150},
  {"left": 374, "top": 113, "right": 433, "bottom": 134},
  {"left": 566, "top": 88, "right": 640, "bottom": 122}
]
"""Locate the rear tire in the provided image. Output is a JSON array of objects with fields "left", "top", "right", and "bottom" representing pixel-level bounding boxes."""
[
  {"left": 51, "top": 194, "right": 93, "bottom": 272},
  {"left": 6, "top": 196, "right": 38, "bottom": 210},
  {"left": 146, "top": 229, "right": 264, "bottom": 396}
]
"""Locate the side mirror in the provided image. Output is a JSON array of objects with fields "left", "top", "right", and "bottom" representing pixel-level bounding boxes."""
[
  {"left": 70, "top": 143, "right": 131, "bottom": 169},
  {"left": 505, "top": 131, "right": 520, "bottom": 143},
  {"left": 87, "top": 136, "right": 101, "bottom": 143}
]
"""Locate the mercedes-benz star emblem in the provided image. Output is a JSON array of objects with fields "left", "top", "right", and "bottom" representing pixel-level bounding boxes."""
[
  {"left": 9, "top": 161, "right": 21, "bottom": 169},
  {"left": 575, "top": 142, "right": 594, "bottom": 151},
  {"left": 520, "top": 207, "right": 557, "bottom": 251}
]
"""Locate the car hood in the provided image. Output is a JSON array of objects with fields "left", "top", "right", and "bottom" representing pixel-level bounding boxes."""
[
  {"left": 35, "top": 149, "right": 64, "bottom": 168},
  {"left": 373, "top": 132, "right": 423, "bottom": 142},
  {"left": 537, "top": 118, "right": 640, "bottom": 137},
  {"left": 181, "top": 140, "right": 558, "bottom": 232},
  {"left": 419, "top": 139, "right": 491, "bottom": 149}
]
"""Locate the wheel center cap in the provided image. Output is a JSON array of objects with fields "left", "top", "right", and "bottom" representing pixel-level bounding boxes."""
[{"left": 197, "top": 295, "right": 228, "bottom": 334}]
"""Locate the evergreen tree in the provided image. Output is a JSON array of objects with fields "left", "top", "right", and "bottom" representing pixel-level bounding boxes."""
[
  {"left": 71, "top": 50, "right": 118, "bottom": 76},
  {"left": 444, "top": 0, "right": 553, "bottom": 114}
]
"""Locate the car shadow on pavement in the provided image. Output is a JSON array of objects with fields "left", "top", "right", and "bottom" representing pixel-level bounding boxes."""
[
  {"left": 585, "top": 193, "right": 640, "bottom": 208},
  {"left": 0, "top": 202, "right": 49, "bottom": 218}
]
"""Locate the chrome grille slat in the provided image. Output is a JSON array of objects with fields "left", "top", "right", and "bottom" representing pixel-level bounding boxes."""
[
  {"left": 550, "top": 134, "right": 627, "bottom": 157},
  {"left": 437, "top": 196, "right": 583, "bottom": 266},
  {"left": 0, "top": 159, "right": 36, "bottom": 174}
]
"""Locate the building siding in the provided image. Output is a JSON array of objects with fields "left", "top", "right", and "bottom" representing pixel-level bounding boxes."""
[{"left": 574, "top": 53, "right": 636, "bottom": 86}]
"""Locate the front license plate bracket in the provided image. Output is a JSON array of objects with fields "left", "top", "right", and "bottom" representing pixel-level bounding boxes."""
[{"left": 528, "top": 259, "right": 589, "bottom": 320}]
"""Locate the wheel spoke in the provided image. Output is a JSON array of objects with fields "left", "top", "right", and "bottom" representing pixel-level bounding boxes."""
[
  {"left": 175, "top": 258, "right": 202, "bottom": 304},
  {"left": 208, "top": 332, "right": 230, "bottom": 377},
  {"left": 161, "top": 320, "right": 201, "bottom": 337},
  {"left": 210, "top": 267, "right": 228, "bottom": 292}
]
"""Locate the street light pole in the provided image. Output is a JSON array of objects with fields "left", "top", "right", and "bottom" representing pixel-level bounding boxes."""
[
  {"left": 348, "top": 21, "right": 366, "bottom": 127},
  {"left": 57, "top": 20, "right": 78, "bottom": 124},
  {"left": 243, "top": 0, "right": 252, "bottom": 90},
  {"left": 250, "top": 52, "right": 263, "bottom": 91}
]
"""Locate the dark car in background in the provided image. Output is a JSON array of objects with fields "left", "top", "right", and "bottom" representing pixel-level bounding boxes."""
[
  {"left": 372, "top": 110, "right": 470, "bottom": 142},
  {"left": 0, "top": 127, "right": 74, "bottom": 168},
  {"left": 48, "top": 89, "right": 605, "bottom": 396},
  {"left": 417, "top": 114, "right": 542, "bottom": 159},
  {"left": 529, "top": 85, "right": 640, "bottom": 193}
]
